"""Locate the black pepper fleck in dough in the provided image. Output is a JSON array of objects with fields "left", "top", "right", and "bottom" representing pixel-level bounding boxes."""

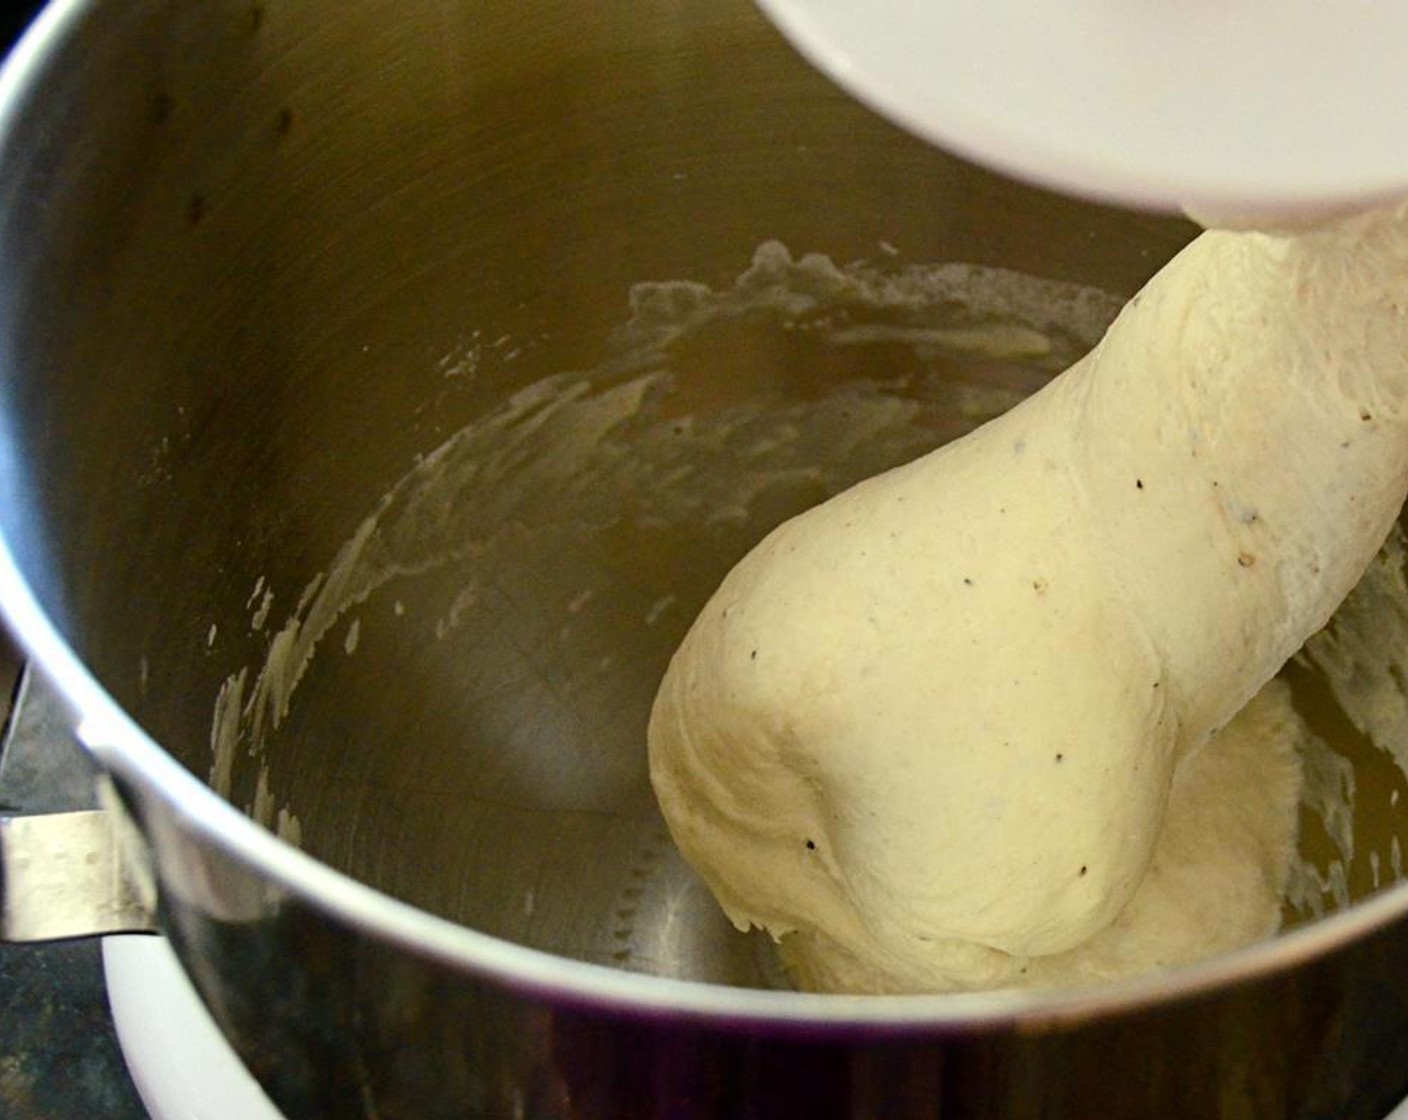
[
  {"left": 805, "top": 839, "right": 817, "bottom": 851},
  {"left": 1079, "top": 865, "right": 1088, "bottom": 877},
  {"left": 1055, "top": 753, "right": 1064, "bottom": 763},
  {"left": 1135, "top": 478, "right": 1144, "bottom": 490}
]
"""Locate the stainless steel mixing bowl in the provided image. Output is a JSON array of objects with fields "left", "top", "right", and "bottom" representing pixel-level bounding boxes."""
[{"left": 3, "top": 1, "right": 1408, "bottom": 1117}]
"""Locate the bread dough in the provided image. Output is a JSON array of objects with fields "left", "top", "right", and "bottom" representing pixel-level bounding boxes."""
[
  {"left": 648, "top": 201, "right": 1408, "bottom": 992},
  {"left": 779, "top": 679, "right": 1305, "bottom": 992}
]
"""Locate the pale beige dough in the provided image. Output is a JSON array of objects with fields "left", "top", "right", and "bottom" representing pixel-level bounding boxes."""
[
  {"left": 649, "top": 201, "right": 1408, "bottom": 992},
  {"left": 778, "top": 680, "right": 1304, "bottom": 992}
]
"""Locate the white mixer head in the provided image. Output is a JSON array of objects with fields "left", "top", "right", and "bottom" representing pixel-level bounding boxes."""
[{"left": 756, "top": 0, "right": 1408, "bottom": 222}]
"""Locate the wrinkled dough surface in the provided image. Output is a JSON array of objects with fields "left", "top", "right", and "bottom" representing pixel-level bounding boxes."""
[{"left": 649, "top": 202, "right": 1408, "bottom": 993}]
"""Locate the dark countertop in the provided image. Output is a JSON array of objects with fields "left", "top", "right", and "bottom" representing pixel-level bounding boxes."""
[
  {"left": 0, "top": 634, "right": 147, "bottom": 1119},
  {"left": 0, "top": 942, "right": 145, "bottom": 1118}
]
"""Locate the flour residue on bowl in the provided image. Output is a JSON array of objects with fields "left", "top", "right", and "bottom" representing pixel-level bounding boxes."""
[
  {"left": 207, "top": 243, "right": 1116, "bottom": 832},
  {"left": 1287, "top": 525, "right": 1408, "bottom": 919}
]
